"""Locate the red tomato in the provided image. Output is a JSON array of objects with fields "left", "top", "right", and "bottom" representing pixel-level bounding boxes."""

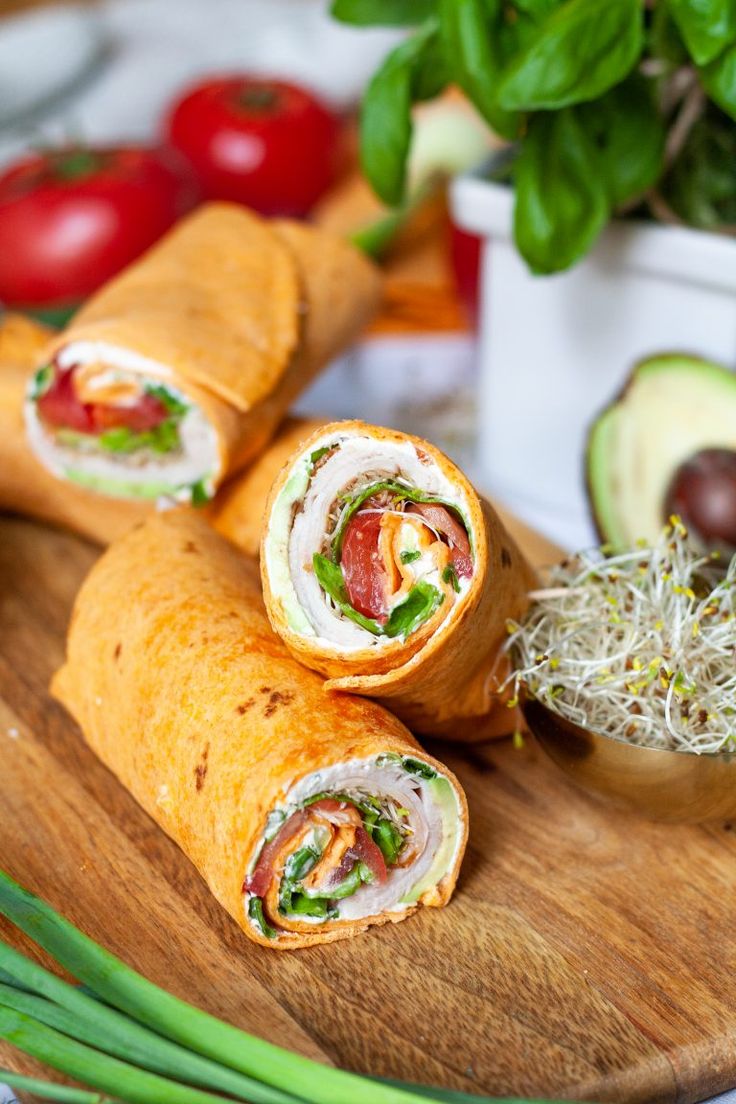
[
  {"left": 37, "top": 367, "right": 168, "bottom": 434},
  {"left": 165, "top": 76, "right": 342, "bottom": 217},
  {"left": 341, "top": 512, "right": 388, "bottom": 622},
  {"left": 353, "top": 825, "right": 387, "bottom": 883},
  {"left": 449, "top": 223, "right": 482, "bottom": 329},
  {"left": 407, "top": 502, "right": 473, "bottom": 578},
  {"left": 0, "top": 145, "right": 198, "bottom": 308},
  {"left": 36, "top": 369, "right": 92, "bottom": 432}
]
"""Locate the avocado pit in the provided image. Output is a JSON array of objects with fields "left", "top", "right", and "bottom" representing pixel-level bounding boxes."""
[{"left": 664, "top": 448, "right": 736, "bottom": 551}]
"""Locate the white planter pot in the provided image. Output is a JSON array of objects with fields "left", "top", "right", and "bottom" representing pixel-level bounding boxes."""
[{"left": 450, "top": 158, "right": 736, "bottom": 550}]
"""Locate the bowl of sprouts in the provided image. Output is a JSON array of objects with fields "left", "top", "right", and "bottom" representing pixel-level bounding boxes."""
[{"left": 506, "top": 518, "right": 736, "bottom": 823}]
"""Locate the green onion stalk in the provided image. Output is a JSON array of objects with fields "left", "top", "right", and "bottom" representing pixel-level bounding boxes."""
[
  {"left": 0, "top": 1067, "right": 114, "bottom": 1102},
  {"left": 0, "top": 868, "right": 564, "bottom": 1104}
]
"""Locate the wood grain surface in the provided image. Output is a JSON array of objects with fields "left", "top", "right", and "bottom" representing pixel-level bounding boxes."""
[{"left": 2, "top": 512, "right": 736, "bottom": 1104}]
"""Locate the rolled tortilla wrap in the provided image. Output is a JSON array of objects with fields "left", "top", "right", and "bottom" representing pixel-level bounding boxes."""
[
  {"left": 0, "top": 314, "right": 151, "bottom": 543},
  {"left": 261, "top": 420, "right": 538, "bottom": 741},
  {"left": 209, "top": 416, "right": 325, "bottom": 556},
  {"left": 25, "top": 203, "right": 381, "bottom": 506},
  {"left": 52, "top": 512, "right": 468, "bottom": 948},
  {"left": 0, "top": 314, "right": 323, "bottom": 551}
]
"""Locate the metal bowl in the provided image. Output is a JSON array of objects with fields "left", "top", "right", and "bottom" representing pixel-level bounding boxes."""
[{"left": 523, "top": 698, "right": 736, "bottom": 823}]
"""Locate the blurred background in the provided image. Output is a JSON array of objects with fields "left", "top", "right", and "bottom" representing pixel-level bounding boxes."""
[
  {"left": 0, "top": 0, "right": 492, "bottom": 515},
  {"left": 0, "top": 0, "right": 734, "bottom": 553}
]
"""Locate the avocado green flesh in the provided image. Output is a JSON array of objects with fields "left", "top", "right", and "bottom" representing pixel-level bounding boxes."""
[
  {"left": 264, "top": 460, "right": 314, "bottom": 635},
  {"left": 588, "top": 355, "right": 736, "bottom": 550},
  {"left": 64, "top": 466, "right": 201, "bottom": 503},
  {"left": 400, "top": 776, "right": 461, "bottom": 905}
]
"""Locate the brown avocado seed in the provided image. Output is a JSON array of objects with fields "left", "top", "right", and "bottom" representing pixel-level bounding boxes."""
[{"left": 664, "top": 448, "right": 736, "bottom": 551}]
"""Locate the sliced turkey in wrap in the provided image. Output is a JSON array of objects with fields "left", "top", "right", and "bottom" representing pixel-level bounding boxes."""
[
  {"left": 24, "top": 203, "right": 381, "bottom": 506},
  {"left": 52, "top": 512, "right": 467, "bottom": 948},
  {"left": 262, "top": 421, "right": 538, "bottom": 741}
]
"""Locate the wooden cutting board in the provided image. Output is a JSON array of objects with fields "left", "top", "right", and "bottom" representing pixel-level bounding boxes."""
[{"left": 2, "top": 510, "right": 736, "bottom": 1104}]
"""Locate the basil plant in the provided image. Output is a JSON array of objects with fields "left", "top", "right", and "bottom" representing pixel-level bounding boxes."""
[{"left": 332, "top": 0, "right": 736, "bottom": 274}]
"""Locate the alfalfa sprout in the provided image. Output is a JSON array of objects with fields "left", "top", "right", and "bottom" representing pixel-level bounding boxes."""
[{"left": 505, "top": 518, "right": 736, "bottom": 754}]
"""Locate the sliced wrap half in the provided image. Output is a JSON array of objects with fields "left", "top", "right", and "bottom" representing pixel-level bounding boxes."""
[
  {"left": 25, "top": 203, "right": 381, "bottom": 505},
  {"left": 0, "top": 313, "right": 324, "bottom": 552},
  {"left": 262, "top": 420, "right": 538, "bottom": 741},
  {"left": 52, "top": 513, "right": 467, "bottom": 948}
]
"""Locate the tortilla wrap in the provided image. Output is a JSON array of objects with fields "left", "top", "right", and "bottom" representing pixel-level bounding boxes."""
[
  {"left": 0, "top": 315, "right": 325, "bottom": 553},
  {"left": 261, "top": 420, "right": 538, "bottom": 741},
  {"left": 25, "top": 204, "right": 381, "bottom": 505},
  {"left": 52, "top": 513, "right": 468, "bottom": 948}
]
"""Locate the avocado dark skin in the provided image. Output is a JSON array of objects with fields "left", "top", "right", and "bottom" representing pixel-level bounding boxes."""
[{"left": 664, "top": 448, "right": 736, "bottom": 552}]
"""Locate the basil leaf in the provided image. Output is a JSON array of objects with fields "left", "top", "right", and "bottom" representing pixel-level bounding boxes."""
[
  {"left": 438, "top": 0, "right": 519, "bottom": 140},
  {"left": 701, "top": 43, "right": 736, "bottom": 121},
  {"left": 247, "top": 896, "right": 276, "bottom": 939},
  {"left": 442, "top": 564, "right": 461, "bottom": 592},
  {"left": 400, "top": 549, "right": 422, "bottom": 564},
  {"left": 402, "top": 756, "right": 437, "bottom": 779},
  {"left": 383, "top": 581, "right": 443, "bottom": 638},
  {"left": 309, "top": 446, "right": 331, "bottom": 469},
  {"left": 662, "top": 108, "right": 736, "bottom": 229},
  {"left": 312, "top": 553, "right": 384, "bottom": 635},
  {"left": 190, "top": 479, "right": 212, "bottom": 507},
  {"left": 98, "top": 427, "right": 138, "bottom": 453},
  {"left": 669, "top": 0, "right": 736, "bottom": 65},
  {"left": 648, "top": 1, "right": 689, "bottom": 64},
  {"left": 513, "top": 109, "right": 609, "bottom": 273},
  {"left": 331, "top": 0, "right": 436, "bottom": 25},
  {"left": 329, "top": 862, "right": 373, "bottom": 900},
  {"left": 287, "top": 893, "right": 332, "bottom": 918},
  {"left": 284, "top": 846, "right": 320, "bottom": 884},
  {"left": 373, "top": 818, "right": 404, "bottom": 864},
  {"left": 360, "top": 20, "right": 443, "bottom": 205},
  {"left": 144, "top": 383, "right": 189, "bottom": 418},
  {"left": 576, "top": 76, "right": 665, "bottom": 208},
  {"left": 512, "top": 0, "right": 562, "bottom": 17},
  {"left": 497, "top": 0, "right": 643, "bottom": 110},
  {"left": 30, "top": 364, "right": 52, "bottom": 399}
]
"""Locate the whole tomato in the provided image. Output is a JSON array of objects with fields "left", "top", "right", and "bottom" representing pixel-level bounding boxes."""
[
  {"left": 165, "top": 76, "right": 343, "bottom": 217},
  {"left": 0, "top": 145, "right": 199, "bottom": 309}
]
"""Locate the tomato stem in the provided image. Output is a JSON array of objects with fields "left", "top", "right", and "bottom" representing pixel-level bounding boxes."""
[
  {"left": 51, "top": 149, "right": 105, "bottom": 183},
  {"left": 234, "top": 85, "right": 281, "bottom": 113}
]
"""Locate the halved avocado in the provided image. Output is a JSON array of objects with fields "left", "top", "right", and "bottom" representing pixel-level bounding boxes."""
[{"left": 587, "top": 354, "right": 736, "bottom": 550}]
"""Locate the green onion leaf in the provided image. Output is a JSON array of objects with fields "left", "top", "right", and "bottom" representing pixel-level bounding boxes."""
[
  {"left": 0, "top": 1068, "right": 109, "bottom": 1103},
  {"left": 0, "top": 1005, "right": 236, "bottom": 1104},
  {"left": 0, "top": 948, "right": 297, "bottom": 1103},
  {"left": 400, "top": 550, "right": 422, "bottom": 564}
]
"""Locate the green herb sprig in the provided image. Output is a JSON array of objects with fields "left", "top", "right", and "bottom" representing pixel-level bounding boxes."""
[{"left": 334, "top": 0, "right": 736, "bottom": 274}]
